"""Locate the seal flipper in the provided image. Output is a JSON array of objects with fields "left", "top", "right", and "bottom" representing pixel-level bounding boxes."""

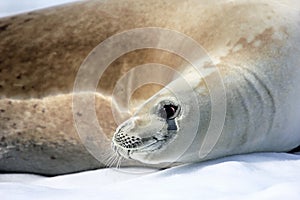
[{"left": 288, "top": 145, "right": 300, "bottom": 153}]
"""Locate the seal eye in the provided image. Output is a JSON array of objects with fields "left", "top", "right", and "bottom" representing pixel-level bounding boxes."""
[
  {"left": 164, "top": 104, "right": 178, "bottom": 119},
  {"left": 158, "top": 103, "right": 179, "bottom": 120}
]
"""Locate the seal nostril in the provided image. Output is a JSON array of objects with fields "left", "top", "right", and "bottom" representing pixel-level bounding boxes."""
[{"left": 114, "top": 132, "right": 143, "bottom": 149}]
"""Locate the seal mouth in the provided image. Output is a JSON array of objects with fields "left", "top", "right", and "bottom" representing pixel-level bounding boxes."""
[
  {"left": 139, "top": 135, "right": 170, "bottom": 152},
  {"left": 112, "top": 132, "right": 175, "bottom": 159}
]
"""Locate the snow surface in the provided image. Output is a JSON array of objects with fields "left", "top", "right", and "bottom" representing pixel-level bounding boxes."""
[
  {"left": 0, "top": 0, "right": 80, "bottom": 18},
  {"left": 0, "top": 153, "right": 300, "bottom": 200}
]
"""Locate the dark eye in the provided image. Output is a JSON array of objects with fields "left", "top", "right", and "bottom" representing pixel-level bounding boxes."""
[
  {"left": 159, "top": 103, "right": 180, "bottom": 120},
  {"left": 164, "top": 104, "right": 178, "bottom": 119}
]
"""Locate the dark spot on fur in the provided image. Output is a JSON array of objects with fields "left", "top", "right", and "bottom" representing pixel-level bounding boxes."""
[
  {"left": 22, "top": 86, "right": 26, "bottom": 90},
  {"left": 76, "top": 112, "right": 82, "bottom": 117},
  {"left": 3, "top": 117, "right": 10, "bottom": 121},
  {"left": 50, "top": 156, "right": 56, "bottom": 160},
  {"left": 5, "top": 155, "right": 12, "bottom": 159},
  {"left": 42, "top": 109, "right": 45, "bottom": 113},
  {"left": 17, "top": 132, "right": 22, "bottom": 136},
  {"left": 27, "top": 12, "right": 36, "bottom": 15},
  {"left": 33, "top": 104, "right": 38, "bottom": 108},
  {"left": 0, "top": 109, "right": 5, "bottom": 113},
  {"left": 16, "top": 74, "right": 22, "bottom": 79},
  {"left": 37, "top": 125, "right": 46, "bottom": 129},
  {"left": 0, "top": 85, "right": 3, "bottom": 89},
  {"left": 23, "top": 18, "right": 33, "bottom": 23},
  {"left": 1, "top": 136, "right": 5, "bottom": 142},
  {"left": 0, "top": 24, "right": 10, "bottom": 31},
  {"left": 8, "top": 101, "right": 12, "bottom": 105}
]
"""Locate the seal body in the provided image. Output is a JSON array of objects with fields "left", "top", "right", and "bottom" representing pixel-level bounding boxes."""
[{"left": 0, "top": 0, "right": 300, "bottom": 175}]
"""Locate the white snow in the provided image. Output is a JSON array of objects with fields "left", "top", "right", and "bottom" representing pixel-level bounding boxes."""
[
  {"left": 0, "top": 153, "right": 300, "bottom": 200},
  {"left": 0, "top": 0, "right": 80, "bottom": 18}
]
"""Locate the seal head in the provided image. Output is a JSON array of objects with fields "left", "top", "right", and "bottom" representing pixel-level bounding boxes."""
[{"left": 112, "top": 91, "right": 185, "bottom": 164}]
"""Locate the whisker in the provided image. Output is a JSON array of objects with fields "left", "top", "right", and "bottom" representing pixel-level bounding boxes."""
[
  {"left": 102, "top": 151, "right": 117, "bottom": 168},
  {"left": 110, "top": 154, "right": 119, "bottom": 168},
  {"left": 116, "top": 156, "right": 123, "bottom": 169}
]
